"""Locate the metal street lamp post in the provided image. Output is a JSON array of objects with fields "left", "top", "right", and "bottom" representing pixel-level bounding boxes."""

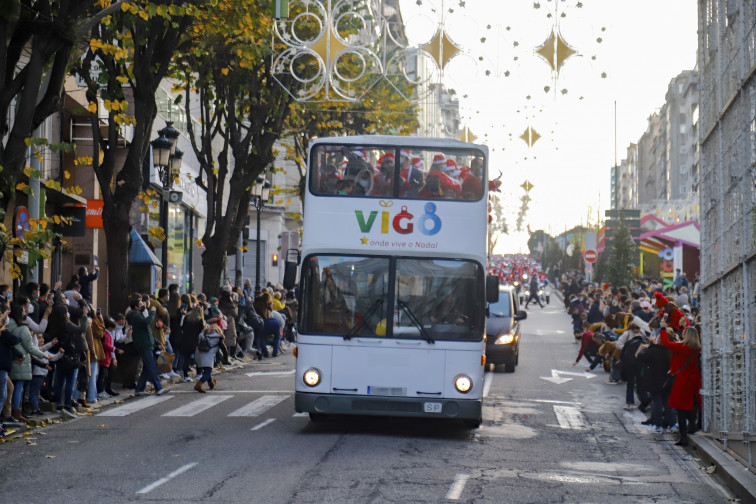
[
  {"left": 150, "top": 122, "right": 182, "bottom": 288},
  {"left": 252, "top": 174, "right": 271, "bottom": 297}
]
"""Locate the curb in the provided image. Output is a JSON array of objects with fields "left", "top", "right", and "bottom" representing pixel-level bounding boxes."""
[{"left": 688, "top": 435, "right": 756, "bottom": 504}]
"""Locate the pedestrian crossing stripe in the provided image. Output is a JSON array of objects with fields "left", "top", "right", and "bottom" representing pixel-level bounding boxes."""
[
  {"left": 227, "top": 395, "right": 289, "bottom": 417},
  {"left": 162, "top": 395, "right": 233, "bottom": 417},
  {"left": 98, "top": 395, "right": 174, "bottom": 417}
]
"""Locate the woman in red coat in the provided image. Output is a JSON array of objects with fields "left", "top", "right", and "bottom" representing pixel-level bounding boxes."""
[{"left": 660, "top": 319, "right": 701, "bottom": 446}]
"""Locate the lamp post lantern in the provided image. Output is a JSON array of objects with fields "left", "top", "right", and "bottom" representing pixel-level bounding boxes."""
[
  {"left": 252, "top": 174, "right": 271, "bottom": 297},
  {"left": 150, "top": 123, "right": 183, "bottom": 288}
]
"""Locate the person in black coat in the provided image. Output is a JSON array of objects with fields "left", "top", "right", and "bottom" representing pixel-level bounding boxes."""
[
  {"left": 637, "top": 324, "right": 676, "bottom": 429},
  {"left": 178, "top": 303, "right": 205, "bottom": 381}
]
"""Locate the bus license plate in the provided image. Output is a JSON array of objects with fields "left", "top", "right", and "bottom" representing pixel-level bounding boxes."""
[{"left": 424, "top": 402, "right": 442, "bottom": 414}]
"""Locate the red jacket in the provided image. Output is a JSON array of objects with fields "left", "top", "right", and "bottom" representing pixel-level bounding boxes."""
[
  {"left": 660, "top": 329, "right": 701, "bottom": 410},
  {"left": 99, "top": 330, "right": 115, "bottom": 368}
]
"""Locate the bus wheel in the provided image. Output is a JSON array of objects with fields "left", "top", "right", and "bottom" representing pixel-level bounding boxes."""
[{"left": 309, "top": 412, "right": 327, "bottom": 422}]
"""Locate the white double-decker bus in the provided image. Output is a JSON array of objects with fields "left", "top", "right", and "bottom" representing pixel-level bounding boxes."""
[{"left": 286, "top": 136, "right": 497, "bottom": 427}]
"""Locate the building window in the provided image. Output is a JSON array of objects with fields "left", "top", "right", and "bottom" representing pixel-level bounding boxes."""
[
  {"left": 680, "top": 124, "right": 686, "bottom": 134},
  {"left": 680, "top": 165, "right": 687, "bottom": 174}
]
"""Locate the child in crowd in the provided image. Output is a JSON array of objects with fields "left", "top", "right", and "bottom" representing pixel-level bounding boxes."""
[
  {"left": 194, "top": 317, "right": 224, "bottom": 393},
  {"left": 29, "top": 335, "right": 64, "bottom": 416},
  {"left": 97, "top": 318, "right": 122, "bottom": 399}
]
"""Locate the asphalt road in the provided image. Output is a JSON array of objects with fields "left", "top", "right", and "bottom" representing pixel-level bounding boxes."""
[{"left": 0, "top": 302, "right": 735, "bottom": 503}]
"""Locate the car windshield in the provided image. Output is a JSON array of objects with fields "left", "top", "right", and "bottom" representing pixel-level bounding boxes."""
[{"left": 488, "top": 292, "right": 512, "bottom": 317}]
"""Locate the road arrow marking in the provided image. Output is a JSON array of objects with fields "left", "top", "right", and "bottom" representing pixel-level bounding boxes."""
[{"left": 539, "top": 369, "right": 597, "bottom": 384}]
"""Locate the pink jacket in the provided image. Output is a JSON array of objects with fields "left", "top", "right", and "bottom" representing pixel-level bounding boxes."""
[{"left": 99, "top": 331, "right": 115, "bottom": 368}]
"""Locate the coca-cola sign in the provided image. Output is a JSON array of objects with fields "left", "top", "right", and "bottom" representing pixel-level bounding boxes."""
[{"left": 86, "top": 199, "right": 104, "bottom": 228}]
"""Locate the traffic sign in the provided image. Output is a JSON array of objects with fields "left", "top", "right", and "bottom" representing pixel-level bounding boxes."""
[{"left": 584, "top": 249, "right": 598, "bottom": 263}]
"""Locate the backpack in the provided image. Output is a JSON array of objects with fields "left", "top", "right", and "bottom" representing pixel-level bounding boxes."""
[{"left": 197, "top": 333, "right": 212, "bottom": 352}]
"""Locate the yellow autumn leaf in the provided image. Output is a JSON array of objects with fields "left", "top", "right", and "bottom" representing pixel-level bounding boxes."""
[
  {"left": 151, "top": 201, "right": 158, "bottom": 208},
  {"left": 121, "top": 1, "right": 130, "bottom": 12},
  {"left": 116, "top": 75, "right": 129, "bottom": 84},
  {"left": 23, "top": 167, "right": 33, "bottom": 177},
  {"left": 39, "top": 219, "right": 48, "bottom": 229},
  {"left": 44, "top": 179, "right": 57, "bottom": 189},
  {"left": 64, "top": 171, "right": 71, "bottom": 180},
  {"left": 52, "top": 215, "right": 61, "bottom": 225},
  {"left": 16, "top": 182, "right": 27, "bottom": 191},
  {"left": 29, "top": 218, "right": 38, "bottom": 228},
  {"left": 221, "top": 68, "right": 230, "bottom": 76},
  {"left": 88, "top": 102, "right": 98, "bottom": 113}
]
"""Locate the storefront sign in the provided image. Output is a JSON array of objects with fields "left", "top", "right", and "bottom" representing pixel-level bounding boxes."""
[
  {"left": 56, "top": 204, "right": 87, "bottom": 237},
  {"left": 86, "top": 199, "right": 104, "bottom": 228}
]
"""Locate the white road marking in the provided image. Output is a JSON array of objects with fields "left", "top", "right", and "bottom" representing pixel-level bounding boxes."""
[
  {"left": 482, "top": 372, "right": 493, "bottom": 398},
  {"left": 169, "top": 390, "right": 291, "bottom": 394},
  {"left": 162, "top": 395, "right": 233, "bottom": 417},
  {"left": 292, "top": 412, "right": 309, "bottom": 417},
  {"left": 136, "top": 462, "right": 198, "bottom": 494},
  {"left": 540, "top": 369, "right": 596, "bottom": 384},
  {"left": 532, "top": 399, "right": 582, "bottom": 406},
  {"left": 251, "top": 418, "right": 276, "bottom": 431},
  {"left": 98, "top": 395, "right": 174, "bottom": 417},
  {"left": 227, "top": 395, "right": 289, "bottom": 417},
  {"left": 553, "top": 405, "right": 586, "bottom": 430},
  {"left": 245, "top": 369, "right": 296, "bottom": 377},
  {"left": 445, "top": 473, "right": 470, "bottom": 500}
]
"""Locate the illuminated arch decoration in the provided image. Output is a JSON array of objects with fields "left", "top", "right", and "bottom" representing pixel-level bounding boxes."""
[
  {"left": 272, "top": 0, "right": 481, "bottom": 104},
  {"left": 272, "top": 0, "right": 385, "bottom": 102}
]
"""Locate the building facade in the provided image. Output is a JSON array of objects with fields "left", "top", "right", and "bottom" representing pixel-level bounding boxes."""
[{"left": 698, "top": 0, "right": 756, "bottom": 471}]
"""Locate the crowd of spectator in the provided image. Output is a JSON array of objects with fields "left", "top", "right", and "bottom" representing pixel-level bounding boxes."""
[
  {"left": 561, "top": 270, "right": 703, "bottom": 447},
  {"left": 0, "top": 273, "right": 297, "bottom": 437}
]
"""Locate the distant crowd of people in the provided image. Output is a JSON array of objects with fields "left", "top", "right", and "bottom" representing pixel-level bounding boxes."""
[
  {"left": 0, "top": 273, "right": 297, "bottom": 436},
  {"left": 562, "top": 271, "right": 702, "bottom": 447}
]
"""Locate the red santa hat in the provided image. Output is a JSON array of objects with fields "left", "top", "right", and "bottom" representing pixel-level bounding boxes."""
[
  {"left": 444, "top": 159, "right": 457, "bottom": 172},
  {"left": 432, "top": 154, "right": 446, "bottom": 165},
  {"left": 411, "top": 157, "right": 424, "bottom": 170},
  {"left": 400, "top": 150, "right": 411, "bottom": 159},
  {"left": 654, "top": 292, "right": 669, "bottom": 309}
]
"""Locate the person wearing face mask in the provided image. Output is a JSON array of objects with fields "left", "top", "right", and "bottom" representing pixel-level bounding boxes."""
[
  {"left": 24, "top": 283, "right": 41, "bottom": 324},
  {"left": 353, "top": 167, "right": 374, "bottom": 196},
  {"left": 7, "top": 301, "right": 48, "bottom": 423},
  {"left": 0, "top": 285, "right": 11, "bottom": 305}
]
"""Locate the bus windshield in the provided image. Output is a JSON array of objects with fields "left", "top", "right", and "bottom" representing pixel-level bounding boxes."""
[
  {"left": 300, "top": 255, "right": 484, "bottom": 341},
  {"left": 310, "top": 143, "right": 486, "bottom": 201}
]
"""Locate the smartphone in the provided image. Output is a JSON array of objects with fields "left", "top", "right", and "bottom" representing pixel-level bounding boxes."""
[{"left": 97, "top": 308, "right": 101, "bottom": 316}]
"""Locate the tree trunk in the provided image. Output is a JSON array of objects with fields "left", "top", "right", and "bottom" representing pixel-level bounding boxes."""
[
  {"left": 201, "top": 242, "right": 226, "bottom": 297},
  {"left": 102, "top": 200, "right": 132, "bottom": 313}
]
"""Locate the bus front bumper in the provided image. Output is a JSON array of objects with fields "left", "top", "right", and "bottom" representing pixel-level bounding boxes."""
[{"left": 295, "top": 392, "right": 482, "bottom": 420}]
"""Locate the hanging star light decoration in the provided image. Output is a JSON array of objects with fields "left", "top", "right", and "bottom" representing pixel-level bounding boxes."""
[{"left": 530, "top": 1, "right": 608, "bottom": 100}]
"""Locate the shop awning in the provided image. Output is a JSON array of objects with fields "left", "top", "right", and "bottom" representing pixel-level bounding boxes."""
[{"left": 129, "top": 229, "right": 162, "bottom": 266}]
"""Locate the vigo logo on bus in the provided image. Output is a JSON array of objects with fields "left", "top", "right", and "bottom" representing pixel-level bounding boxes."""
[{"left": 354, "top": 202, "right": 442, "bottom": 236}]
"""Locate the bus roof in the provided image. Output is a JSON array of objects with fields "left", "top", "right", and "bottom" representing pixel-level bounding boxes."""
[{"left": 309, "top": 135, "right": 488, "bottom": 155}]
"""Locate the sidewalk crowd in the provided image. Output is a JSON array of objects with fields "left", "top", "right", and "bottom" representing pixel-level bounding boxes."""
[
  {"left": 556, "top": 268, "right": 703, "bottom": 448},
  {"left": 0, "top": 272, "right": 297, "bottom": 437}
]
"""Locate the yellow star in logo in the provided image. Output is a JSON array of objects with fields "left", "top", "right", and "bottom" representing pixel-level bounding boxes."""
[{"left": 361, "top": 237, "right": 368, "bottom": 245}]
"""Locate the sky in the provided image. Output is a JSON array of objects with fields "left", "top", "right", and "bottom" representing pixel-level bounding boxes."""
[{"left": 398, "top": 0, "right": 699, "bottom": 253}]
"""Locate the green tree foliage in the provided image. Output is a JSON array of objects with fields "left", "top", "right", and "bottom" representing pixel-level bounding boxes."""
[
  {"left": 604, "top": 213, "right": 637, "bottom": 288},
  {"left": 72, "top": 0, "right": 197, "bottom": 310},
  {"left": 174, "top": 0, "right": 298, "bottom": 294}
]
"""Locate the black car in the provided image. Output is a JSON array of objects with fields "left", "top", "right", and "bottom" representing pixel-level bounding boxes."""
[{"left": 486, "top": 286, "right": 527, "bottom": 372}]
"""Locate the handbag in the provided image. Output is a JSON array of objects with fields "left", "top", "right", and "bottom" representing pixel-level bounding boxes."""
[
  {"left": 663, "top": 349, "right": 699, "bottom": 393},
  {"left": 155, "top": 352, "right": 175, "bottom": 374}
]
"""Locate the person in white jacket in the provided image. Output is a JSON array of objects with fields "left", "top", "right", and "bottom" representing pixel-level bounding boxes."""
[{"left": 29, "top": 334, "right": 64, "bottom": 416}]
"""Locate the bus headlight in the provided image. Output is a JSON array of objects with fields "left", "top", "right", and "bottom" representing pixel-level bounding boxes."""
[
  {"left": 454, "top": 374, "right": 473, "bottom": 394},
  {"left": 495, "top": 333, "right": 515, "bottom": 345},
  {"left": 303, "top": 368, "right": 321, "bottom": 387}
]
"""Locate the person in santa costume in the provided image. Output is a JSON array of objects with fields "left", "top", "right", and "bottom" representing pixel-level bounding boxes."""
[
  {"left": 654, "top": 292, "right": 688, "bottom": 335},
  {"left": 399, "top": 151, "right": 424, "bottom": 196},
  {"left": 426, "top": 154, "right": 461, "bottom": 197}
]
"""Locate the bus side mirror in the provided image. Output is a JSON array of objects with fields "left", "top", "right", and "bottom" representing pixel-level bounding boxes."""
[
  {"left": 486, "top": 275, "right": 499, "bottom": 303},
  {"left": 283, "top": 249, "right": 301, "bottom": 290}
]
